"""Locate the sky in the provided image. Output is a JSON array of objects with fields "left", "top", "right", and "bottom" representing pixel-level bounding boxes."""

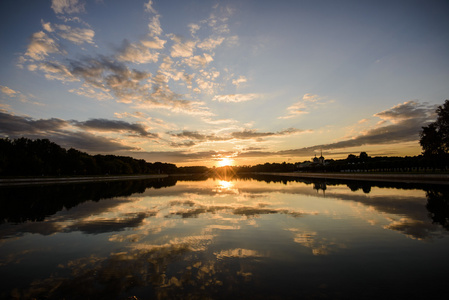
[{"left": 1, "top": 0, "right": 448, "bottom": 167}]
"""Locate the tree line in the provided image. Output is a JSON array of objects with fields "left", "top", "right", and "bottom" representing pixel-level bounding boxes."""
[{"left": 0, "top": 137, "right": 178, "bottom": 176}]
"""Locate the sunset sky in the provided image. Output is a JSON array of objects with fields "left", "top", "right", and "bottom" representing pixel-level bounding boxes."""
[{"left": 1, "top": 0, "right": 448, "bottom": 167}]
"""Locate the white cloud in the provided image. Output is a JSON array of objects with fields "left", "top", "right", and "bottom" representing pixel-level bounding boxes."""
[
  {"left": 197, "top": 37, "right": 225, "bottom": 51},
  {"left": 212, "top": 93, "right": 259, "bottom": 103},
  {"left": 51, "top": 0, "right": 85, "bottom": 14},
  {"left": 195, "top": 77, "right": 218, "bottom": 94},
  {"left": 279, "top": 93, "right": 327, "bottom": 119},
  {"left": 38, "top": 61, "right": 78, "bottom": 82},
  {"left": 188, "top": 23, "right": 200, "bottom": 36},
  {"left": 278, "top": 102, "right": 309, "bottom": 119},
  {"left": 41, "top": 20, "right": 54, "bottom": 32},
  {"left": 232, "top": 75, "right": 247, "bottom": 87},
  {"left": 148, "top": 15, "right": 162, "bottom": 37},
  {"left": 25, "top": 31, "right": 65, "bottom": 61},
  {"left": 374, "top": 101, "right": 434, "bottom": 124},
  {"left": 116, "top": 41, "right": 159, "bottom": 64},
  {"left": 54, "top": 24, "right": 95, "bottom": 45},
  {"left": 183, "top": 54, "right": 214, "bottom": 69},
  {"left": 69, "top": 84, "right": 113, "bottom": 101},
  {"left": 141, "top": 36, "right": 166, "bottom": 49},
  {"left": 169, "top": 35, "right": 196, "bottom": 58},
  {"left": 0, "top": 85, "right": 18, "bottom": 97},
  {"left": 302, "top": 93, "right": 321, "bottom": 102},
  {"left": 144, "top": 0, "right": 157, "bottom": 14}
]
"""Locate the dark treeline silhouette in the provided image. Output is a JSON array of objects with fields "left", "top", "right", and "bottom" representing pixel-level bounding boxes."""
[{"left": 0, "top": 137, "right": 178, "bottom": 176}]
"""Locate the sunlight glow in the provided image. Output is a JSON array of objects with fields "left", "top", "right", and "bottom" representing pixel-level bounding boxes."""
[
  {"left": 217, "top": 157, "right": 234, "bottom": 167},
  {"left": 218, "top": 180, "right": 233, "bottom": 190}
]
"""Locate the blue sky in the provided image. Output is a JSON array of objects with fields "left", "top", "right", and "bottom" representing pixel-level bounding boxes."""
[{"left": 1, "top": 0, "right": 448, "bottom": 166}]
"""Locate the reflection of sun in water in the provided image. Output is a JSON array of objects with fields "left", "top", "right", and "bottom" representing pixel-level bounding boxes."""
[
  {"left": 218, "top": 180, "right": 233, "bottom": 190},
  {"left": 217, "top": 157, "right": 234, "bottom": 167}
]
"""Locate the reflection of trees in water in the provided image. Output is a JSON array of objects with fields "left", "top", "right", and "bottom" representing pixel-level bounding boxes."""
[
  {"left": 243, "top": 174, "right": 449, "bottom": 232},
  {"left": 0, "top": 177, "right": 177, "bottom": 224},
  {"left": 425, "top": 187, "right": 449, "bottom": 230}
]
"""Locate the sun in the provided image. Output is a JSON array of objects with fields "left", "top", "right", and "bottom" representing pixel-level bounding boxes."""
[{"left": 217, "top": 157, "right": 234, "bottom": 167}]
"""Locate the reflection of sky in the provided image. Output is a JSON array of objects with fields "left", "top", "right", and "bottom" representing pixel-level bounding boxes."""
[{"left": 1, "top": 178, "right": 449, "bottom": 298}]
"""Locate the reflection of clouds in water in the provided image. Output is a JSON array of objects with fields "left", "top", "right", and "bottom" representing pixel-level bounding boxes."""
[
  {"left": 24, "top": 241, "right": 255, "bottom": 299},
  {"left": 383, "top": 217, "right": 444, "bottom": 240},
  {"left": 286, "top": 228, "right": 347, "bottom": 256},
  {"left": 166, "top": 199, "right": 314, "bottom": 219},
  {"left": 205, "top": 224, "right": 241, "bottom": 231},
  {"left": 68, "top": 211, "right": 155, "bottom": 235},
  {"left": 215, "top": 248, "right": 265, "bottom": 259},
  {"left": 327, "top": 190, "right": 448, "bottom": 240}
]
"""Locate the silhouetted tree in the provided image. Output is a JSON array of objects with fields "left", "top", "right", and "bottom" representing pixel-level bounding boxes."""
[{"left": 420, "top": 100, "right": 449, "bottom": 156}]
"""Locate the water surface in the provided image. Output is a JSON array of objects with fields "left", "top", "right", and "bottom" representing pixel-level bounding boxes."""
[{"left": 1, "top": 176, "right": 448, "bottom": 299}]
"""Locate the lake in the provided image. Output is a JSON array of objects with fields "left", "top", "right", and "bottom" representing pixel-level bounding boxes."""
[{"left": 1, "top": 175, "right": 448, "bottom": 299}]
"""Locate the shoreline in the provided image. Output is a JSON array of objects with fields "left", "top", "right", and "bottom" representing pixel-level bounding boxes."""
[
  {"left": 0, "top": 174, "right": 169, "bottom": 186},
  {"left": 258, "top": 172, "right": 449, "bottom": 185}
]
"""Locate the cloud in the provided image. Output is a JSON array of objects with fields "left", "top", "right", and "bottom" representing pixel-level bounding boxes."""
[
  {"left": 144, "top": 0, "right": 157, "bottom": 14},
  {"left": 0, "top": 111, "right": 67, "bottom": 135},
  {"left": 212, "top": 93, "right": 259, "bottom": 103},
  {"left": 116, "top": 40, "right": 160, "bottom": 64},
  {"left": 37, "top": 61, "right": 78, "bottom": 82},
  {"left": 239, "top": 100, "right": 436, "bottom": 158},
  {"left": 188, "top": 23, "right": 200, "bottom": 36},
  {"left": 232, "top": 76, "right": 247, "bottom": 87},
  {"left": 72, "top": 118, "right": 158, "bottom": 138},
  {"left": 25, "top": 31, "right": 65, "bottom": 61},
  {"left": 374, "top": 101, "right": 436, "bottom": 124},
  {"left": 148, "top": 15, "right": 163, "bottom": 37},
  {"left": 69, "top": 83, "right": 113, "bottom": 100},
  {"left": 0, "top": 111, "right": 136, "bottom": 152},
  {"left": 53, "top": 24, "right": 95, "bottom": 45},
  {"left": 55, "top": 131, "right": 136, "bottom": 152},
  {"left": 19, "top": 1, "right": 241, "bottom": 119},
  {"left": 167, "top": 127, "right": 303, "bottom": 149},
  {"left": 197, "top": 37, "right": 225, "bottom": 51},
  {"left": 169, "top": 35, "right": 196, "bottom": 58},
  {"left": 231, "top": 128, "right": 302, "bottom": 140},
  {"left": 170, "top": 130, "right": 227, "bottom": 142},
  {"left": 51, "top": 0, "right": 85, "bottom": 14},
  {"left": 0, "top": 86, "right": 18, "bottom": 97},
  {"left": 41, "top": 20, "right": 54, "bottom": 32},
  {"left": 68, "top": 212, "right": 151, "bottom": 235},
  {"left": 183, "top": 54, "right": 214, "bottom": 68},
  {"left": 279, "top": 93, "right": 327, "bottom": 119},
  {"left": 141, "top": 36, "right": 166, "bottom": 49}
]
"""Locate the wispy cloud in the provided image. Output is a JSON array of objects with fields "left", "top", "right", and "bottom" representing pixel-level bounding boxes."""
[
  {"left": 0, "top": 111, "right": 143, "bottom": 152},
  {"left": 240, "top": 101, "right": 436, "bottom": 159},
  {"left": 168, "top": 35, "right": 196, "bottom": 58},
  {"left": 53, "top": 24, "right": 95, "bottom": 45},
  {"left": 72, "top": 118, "right": 158, "bottom": 138},
  {"left": 212, "top": 93, "right": 259, "bottom": 103},
  {"left": 167, "top": 127, "right": 304, "bottom": 149},
  {"left": 231, "top": 128, "right": 303, "bottom": 140},
  {"left": 232, "top": 75, "right": 247, "bottom": 87},
  {"left": 116, "top": 40, "right": 160, "bottom": 64},
  {"left": 51, "top": 0, "right": 85, "bottom": 15},
  {"left": 19, "top": 0, "right": 242, "bottom": 120},
  {"left": 24, "top": 31, "right": 65, "bottom": 61},
  {"left": 0, "top": 85, "right": 18, "bottom": 97},
  {"left": 279, "top": 93, "right": 329, "bottom": 119}
]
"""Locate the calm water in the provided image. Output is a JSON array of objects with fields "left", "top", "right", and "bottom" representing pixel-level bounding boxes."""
[{"left": 1, "top": 175, "right": 448, "bottom": 299}]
